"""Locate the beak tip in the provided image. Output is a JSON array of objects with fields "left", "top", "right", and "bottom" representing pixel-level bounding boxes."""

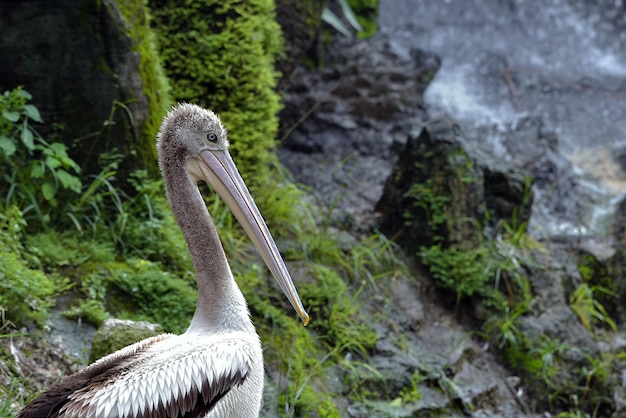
[{"left": 302, "top": 313, "right": 311, "bottom": 327}]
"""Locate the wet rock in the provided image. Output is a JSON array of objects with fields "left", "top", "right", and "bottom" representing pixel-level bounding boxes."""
[
  {"left": 613, "top": 194, "right": 626, "bottom": 246},
  {"left": 278, "top": 35, "right": 439, "bottom": 232},
  {"left": 380, "top": 0, "right": 626, "bottom": 240},
  {"left": 376, "top": 116, "right": 537, "bottom": 255},
  {"left": 278, "top": 31, "right": 548, "bottom": 417},
  {"left": 338, "top": 275, "right": 542, "bottom": 418},
  {"left": 376, "top": 118, "right": 485, "bottom": 254},
  {"left": 89, "top": 318, "right": 163, "bottom": 363},
  {"left": 278, "top": 2, "right": 626, "bottom": 415},
  {"left": 274, "top": 0, "right": 325, "bottom": 91},
  {"left": 4, "top": 330, "right": 80, "bottom": 389}
]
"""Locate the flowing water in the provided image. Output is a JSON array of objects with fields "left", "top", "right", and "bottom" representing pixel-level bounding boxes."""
[{"left": 378, "top": 0, "right": 626, "bottom": 237}]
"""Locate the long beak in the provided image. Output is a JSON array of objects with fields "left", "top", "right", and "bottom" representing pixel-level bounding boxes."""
[{"left": 196, "top": 149, "right": 310, "bottom": 326}]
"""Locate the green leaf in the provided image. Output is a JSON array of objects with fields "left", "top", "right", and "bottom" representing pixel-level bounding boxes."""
[
  {"left": 30, "top": 162, "right": 45, "bottom": 178},
  {"left": 41, "top": 182, "right": 57, "bottom": 201},
  {"left": 16, "top": 89, "right": 32, "bottom": 100},
  {"left": 21, "top": 127, "right": 34, "bottom": 150},
  {"left": 60, "top": 155, "right": 81, "bottom": 172},
  {"left": 322, "top": 7, "right": 353, "bottom": 38},
  {"left": 338, "top": 0, "right": 363, "bottom": 32},
  {"left": 46, "top": 156, "right": 61, "bottom": 169},
  {"left": 56, "top": 169, "right": 81, "bottom": 192},
  {"left": 0, "top": 136, "right": 16, "bottom": 156},
  {"left": 49, "top": 142, "right": 66, "bottom": 154},
  {"left": 56, "top": 169, "right": 71, "bottom": 187},
  {"left": 2, "top": 111, "right": 20, "bottom": 122},
  {"left": 23, "top": 104, "right": 43, "bottom": 123}
]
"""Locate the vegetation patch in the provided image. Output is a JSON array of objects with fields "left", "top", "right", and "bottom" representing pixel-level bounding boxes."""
[
  {"left": 347, "top": 0, "right": 379, "bottom": 38},
  {"left": 0, "top": 207, "right": 70, "bottom": 326},
  {"left": 149, "top": 0, "right": 283, "bottom": 189},
  {"left": 105, "top": 259, "right": 197, "bottom": 333},
  {"left": 0, "top": 88, "right": 82, "bottom": 228},
  {"left": 406, "top": 168, "right": 620, "bottom": 415}
]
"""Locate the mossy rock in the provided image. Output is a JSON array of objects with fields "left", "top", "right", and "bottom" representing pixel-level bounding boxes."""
[
  {"left": 89, "top": 318, "right": 163, "bottom": 363},
  {"left": 111, "top": 0, "right": 172, "bottom": 176},
  {"left": 0, "top": 0, "right": 170, "bottom": 182},
  {"left": 377, "top": 118, "right": 485, "bottom": 254},
  {"left": 102, "top": 259, "right": 197, "bottom": 334},
  {"left": 575, "top": 243, "right": 623, "bottom": 322}
]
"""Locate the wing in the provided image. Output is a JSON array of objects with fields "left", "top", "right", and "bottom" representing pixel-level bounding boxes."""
[
  {"left": 58, "top": 332, "right": 257, "bottom": 418},
  {"left": 17, "top": 333, "right": 175, "bottom": 418}
]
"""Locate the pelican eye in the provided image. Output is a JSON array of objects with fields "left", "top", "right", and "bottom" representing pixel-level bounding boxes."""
[{"left": 207, "top": 132, "right": 218, "bottom": 143}]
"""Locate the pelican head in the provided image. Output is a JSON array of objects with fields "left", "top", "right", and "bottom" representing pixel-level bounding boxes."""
[{"left": 157, "top": 103, "right": 310, "bottom": 325}]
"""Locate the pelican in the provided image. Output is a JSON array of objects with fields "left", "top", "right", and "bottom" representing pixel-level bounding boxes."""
[{"left": 18, "top": 103, "right": 310, "bottom": 418}]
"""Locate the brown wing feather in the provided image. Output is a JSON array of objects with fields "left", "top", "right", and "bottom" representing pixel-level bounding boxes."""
[{"left": 17, "top": 334, "right": 174, "bottom": 418}]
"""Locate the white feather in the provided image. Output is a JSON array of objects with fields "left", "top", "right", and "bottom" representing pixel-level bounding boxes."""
[{"left": 58, "top": 331, "right": 260, "bottom": 418}]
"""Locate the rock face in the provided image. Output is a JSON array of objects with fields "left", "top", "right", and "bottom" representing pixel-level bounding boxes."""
[
  {"left": 347, "top": 275, "right": 541, "bottom": 418},
  {"left": 278, "top": 33, "right": 546, "bottom": 417},
  {"left": 278, "top": 35, "right": 439, "bottom": 232},
  {"left": 278, "top": 21, "right": 626, "bottom": 416},
  {"left": 377, "top": 119, "right": 486, "bottom": 254},
  {"left": 0, "top": 0, "right": 160, "bottom": 177},
  {"left": 378, "top": 0, "right": 626, "bottom": 240},
  {"left": 274, "top": 0, "right": 325, "bottom": 91}
]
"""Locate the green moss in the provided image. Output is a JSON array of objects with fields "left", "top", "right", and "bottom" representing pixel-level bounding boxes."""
[
  {"left": 420, "top": 244, "right": 503, "bottom": 307},
  {"left": 399, "top": 371, "right": 423, "bottom": 403},
  {"left": 0, "top": 251, "right": 63, "bottom": 326},
  {"left": 149, "top": 0, "right": 283, "bottom": 190},
  {"left": 26, "top": 232, "right": 116, "bottom": 268},
  {"left": 317, "top": 398, "right": 342, "bottom": 417},
  {"left": 63, "top": 299, "right": 110, "bottom": 328},
  {"left": 104, "top": 259, "right": 196, "bottom": 333}
]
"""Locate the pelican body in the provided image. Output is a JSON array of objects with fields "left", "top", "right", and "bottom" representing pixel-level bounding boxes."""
[{"left": 18, "top": 103, "right": 309, "bottom": 418}]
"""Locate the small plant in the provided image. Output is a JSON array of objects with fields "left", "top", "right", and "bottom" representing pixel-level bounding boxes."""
[
  {"left": 420, "top": 244, "right": 502, "bottom": 306},
  {"left": 66, "top": 151, "right": 127, "bottom": 241},
  {"left": 404, "top": 179, "right": 450, "bottom": 237},
  {"left": 569, "top": 283, "right": 617, "bottom": 332},
  {"left": 488, "top": 300, "right": 529, "bottom": 350},
  {"left": 322, "top": 0, "right": 378, "bottom": 38},
  {"left": 0, "top": 378, "right": 26, "bottom": 418},
  {"left": 0, "top": 88, "right": 81, "bottom": 226},
  {"left": 530, "top": 337, "right": 570, "bottom": 388},
  {"left": 303, "top": 264, "right": 377, "bottom": 356},
  {"left": 399, "top": 371, "right": 423, "bottom": 403}
]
